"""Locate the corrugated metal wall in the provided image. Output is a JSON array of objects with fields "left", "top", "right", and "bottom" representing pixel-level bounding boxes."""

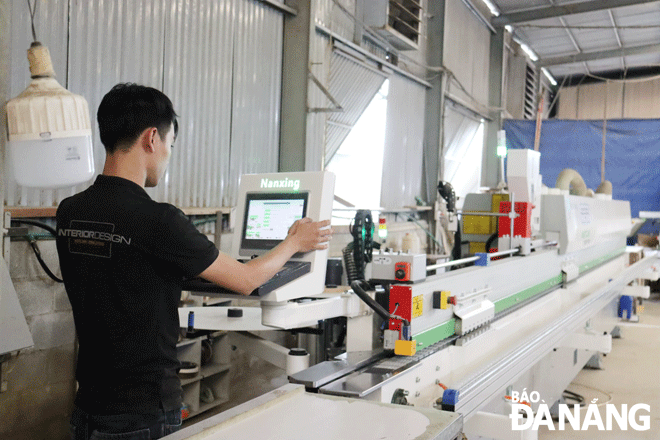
[
  {"left": 443, "top": 0, "right": 490, "bottom": 113},
  {"left": 160, "top": 0, "right": 232, "bottom": 208},
  {"left": 307, "top": 30, "right": 332, "bottom": 171},
  {"left": 557, "top": 78, "right": 660, "bottom": 120},
  {"left": 226, "top": 0, "right": 283, "bottom": 206},
  {"left": 5, "top": 0, "right": 282, "bottom": 208},
  {"left": 505, "top": 50, "right": 528, "bottom": 120},
  {"left": 380, "top": 73, "right": 426, "bottom": 208},
  {"left": 316, "top": 0, "right": 355, "bottom": 41}
]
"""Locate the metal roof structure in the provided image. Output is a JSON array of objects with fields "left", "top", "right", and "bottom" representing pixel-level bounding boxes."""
[{"left": 487, "top": 0, "right": 660, "bottom": 82}]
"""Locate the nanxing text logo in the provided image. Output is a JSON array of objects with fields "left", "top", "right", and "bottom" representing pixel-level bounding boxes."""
[
  {"left": 260, "top": 177, "right": 300, "bottom": 191},
  {"left": 509, "top": 389, "right": 650, "bottom": 431}
]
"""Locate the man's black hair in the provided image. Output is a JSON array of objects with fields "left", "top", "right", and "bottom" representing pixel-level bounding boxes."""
[{"left": 97, "top": 83, "right": 178, "bottom": 153}]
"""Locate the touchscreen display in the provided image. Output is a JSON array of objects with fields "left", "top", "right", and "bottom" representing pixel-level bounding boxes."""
[{"left": 241, "top": 192, "right": 309, "bottom": 251}]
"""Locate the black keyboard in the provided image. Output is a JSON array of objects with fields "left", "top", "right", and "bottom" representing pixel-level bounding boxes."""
[{"left": 181, "top": 261, "right": 312, "bottom": 297}]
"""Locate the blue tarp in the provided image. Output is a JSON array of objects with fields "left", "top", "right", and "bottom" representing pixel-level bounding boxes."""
[{"left": 503, "top": 119, "right": 660, "bottom": 222}]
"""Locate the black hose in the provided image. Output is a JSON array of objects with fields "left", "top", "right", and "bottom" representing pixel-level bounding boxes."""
[
  {"left": 350, "top": 280, "right": 409, "bottom": 326},
  {"left": 437, "top": 181, "right": 456, "bottom": 213},
  {"left": 485, "top": 232, "right": 498, "bottom": 252},
  {"left": 28, "top": 239, "right": 63, "bottom": 283},
  {"left": 351, "top": 280, "right": 391, "bottom": 322},
  {"left": 11, "top": 219, "right": 64, "bottom": 283},
  {"left": 12, "top": 219, "right": 57, "bottom": 236},
  {"left": 451, "top": 219, "right": 462, "bottom": 262},
  {"left": 343, "top": 244, "right": 359, "bottom": 284}
]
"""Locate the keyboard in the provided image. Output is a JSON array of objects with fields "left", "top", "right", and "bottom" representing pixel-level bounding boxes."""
[{"left": 181, "top": 261, "right": 311, "bottom": 297}]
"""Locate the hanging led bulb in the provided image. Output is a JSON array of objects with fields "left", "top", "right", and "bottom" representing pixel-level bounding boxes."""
[{"left": 5, "top": 1, "right": 94, "bottom": 188}]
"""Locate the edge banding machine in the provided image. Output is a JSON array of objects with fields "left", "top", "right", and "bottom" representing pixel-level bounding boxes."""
[{"left": 174, "top": 152, "right": 659, "bottom": 440}]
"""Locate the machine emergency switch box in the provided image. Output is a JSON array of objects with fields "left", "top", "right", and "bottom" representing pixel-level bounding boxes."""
[
  {"left": 394, "top": 339, "right": 417, "bottom": 356},
  {"left": 371, "top": 252, "right": 426, "bottom": 283},
  {"left": 433, "top": 291, "right": 451, "bottom": 309}
]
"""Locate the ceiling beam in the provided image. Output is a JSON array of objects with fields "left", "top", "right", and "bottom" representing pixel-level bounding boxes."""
[
  {"left": 538, "top": 42, "right": 660, "bottom": 67},
  {"left": 492, "top": 0, "right": 659, "bottom": 26}
]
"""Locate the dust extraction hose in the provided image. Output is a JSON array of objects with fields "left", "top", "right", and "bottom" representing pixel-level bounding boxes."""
[
  {"left": 555, "top": 169, "right": 588, "bottom": 196},
  {"left": 596, "top": 180, "right": 613, "bottom": 195}
]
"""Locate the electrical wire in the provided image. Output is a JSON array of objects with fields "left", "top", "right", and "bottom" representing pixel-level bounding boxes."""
[
  {"left": 12, "top": 218, "right": 56, "bottom": 236},
  {"left": 350, "top": 280, "right": 409, "bottom": 325},
  {"left": 566, "top": 383, "right": 613, "bottom": 407},
  {"left": 27, "top": 238, "right": 63, "bottom": 283},
  {"left": 404, "top": 214, "right": 443, "bottom": 250},
  {"left": 447, "top": 72, "right": 491, "bottom": 115},
  {"left": 11, "top": 219, "right": 64, "bottom": 283},
  {"left": 562, "top": 389, "right": 585, "bottom": 406},
  {"left": 27, "top": 0, "right": 38, "bottom": 42}
]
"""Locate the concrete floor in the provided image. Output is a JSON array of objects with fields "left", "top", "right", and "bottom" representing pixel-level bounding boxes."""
[{"left": 539, "top": 294, "right": 660, "bottom": 439}]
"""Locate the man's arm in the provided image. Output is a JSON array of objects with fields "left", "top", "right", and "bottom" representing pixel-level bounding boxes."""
[{"left": 198, "top": 218, "right": 332, "bottom": 295}]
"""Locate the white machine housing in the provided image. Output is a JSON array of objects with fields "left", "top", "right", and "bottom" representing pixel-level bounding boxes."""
[
  {"left": 506, "top": 149, "right": 541, "bottom": 209},
  {"left": 500, "top": 149, "right": 542, "bottom": 254},
  {"left": 230, "top": 171, "right": 336, "bottom": 302},
  {"left": 542, "top": 194, "right": 631, "bottom": 254}
]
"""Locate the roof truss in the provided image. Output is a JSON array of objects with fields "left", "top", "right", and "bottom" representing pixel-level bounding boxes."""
[{"left": 493, "top": 0, "right": 658, "bottom": 26}]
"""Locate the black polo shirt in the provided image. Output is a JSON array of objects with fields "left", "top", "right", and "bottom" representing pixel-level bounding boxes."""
[{"left": 56, "top": 175, "right": 219, "bottom": 416}]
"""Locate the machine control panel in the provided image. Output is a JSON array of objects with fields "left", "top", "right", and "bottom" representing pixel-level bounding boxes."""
[{"left": 371, "top": 252, "right": 426, "bottom": 283}]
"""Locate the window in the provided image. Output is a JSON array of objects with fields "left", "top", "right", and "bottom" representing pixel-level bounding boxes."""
[
  {"left": 442, "top": 106, "right": 485, "bottom": 209},
  {"left": 326, "top": 80, "right": 389, "bottom": 223}
]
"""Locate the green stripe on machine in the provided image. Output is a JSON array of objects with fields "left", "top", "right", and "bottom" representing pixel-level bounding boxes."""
[
  {"left": 410, "top": 247, "right": 626, "bottom": 349},
  {"left": 414, "top": 319, "right": 456, "bottom": 350},
  {"left": 494, "top": 275, "right": 563, "bottom": 314},
  {"left": 579, "top": 247, "right": 626, "bottom": 273}
]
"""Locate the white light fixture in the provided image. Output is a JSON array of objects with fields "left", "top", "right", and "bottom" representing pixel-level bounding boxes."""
[
  {"left": 519, "top": 42, "right": 539, "bottom": 62},
  {"left": 5, "top": 2, "right": 94, "bottom": 188},
  {"left": 496, "top": 129, "right": 507, "bottom": 158},
  {"left": 480, "top": 0, "right": 501, "bottom": 16},
  {"left": 542, "top": 67, "right": 558, "bottom": 86}
]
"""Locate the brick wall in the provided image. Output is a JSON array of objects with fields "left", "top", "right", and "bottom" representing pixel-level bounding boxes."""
[{"left": 0, "top": 240, "right": 76, "bottom": 440}]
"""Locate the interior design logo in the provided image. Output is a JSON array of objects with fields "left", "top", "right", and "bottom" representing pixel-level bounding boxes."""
[{"left": 509, "top": 389, "right": 650, "bottom": 431}]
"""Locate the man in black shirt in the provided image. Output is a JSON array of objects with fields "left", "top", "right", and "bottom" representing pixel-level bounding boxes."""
[{"left": 57, "top": 83, "right": 331, "bottom": 440}]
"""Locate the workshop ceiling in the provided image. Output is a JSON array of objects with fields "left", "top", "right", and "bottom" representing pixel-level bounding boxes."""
[{"left": 488, "top": 0, "right": 660, "bottom": 81}]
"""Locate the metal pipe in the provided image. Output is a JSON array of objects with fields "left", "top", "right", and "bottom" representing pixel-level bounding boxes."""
[
  {"left": 531, "top": 241, "right": 558, "bottom": 250},
  {"left": 487, "top": 248, "right": 518, "bottom": 258},
  {"left": 427, "top": 256, "right": 479, "bottom": 271},
  {"left": 426, "top": 242, "right": 557, "bottom": 273},
  {"left": 456, "top": 211, "right": 517, "bottom": 218}
]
